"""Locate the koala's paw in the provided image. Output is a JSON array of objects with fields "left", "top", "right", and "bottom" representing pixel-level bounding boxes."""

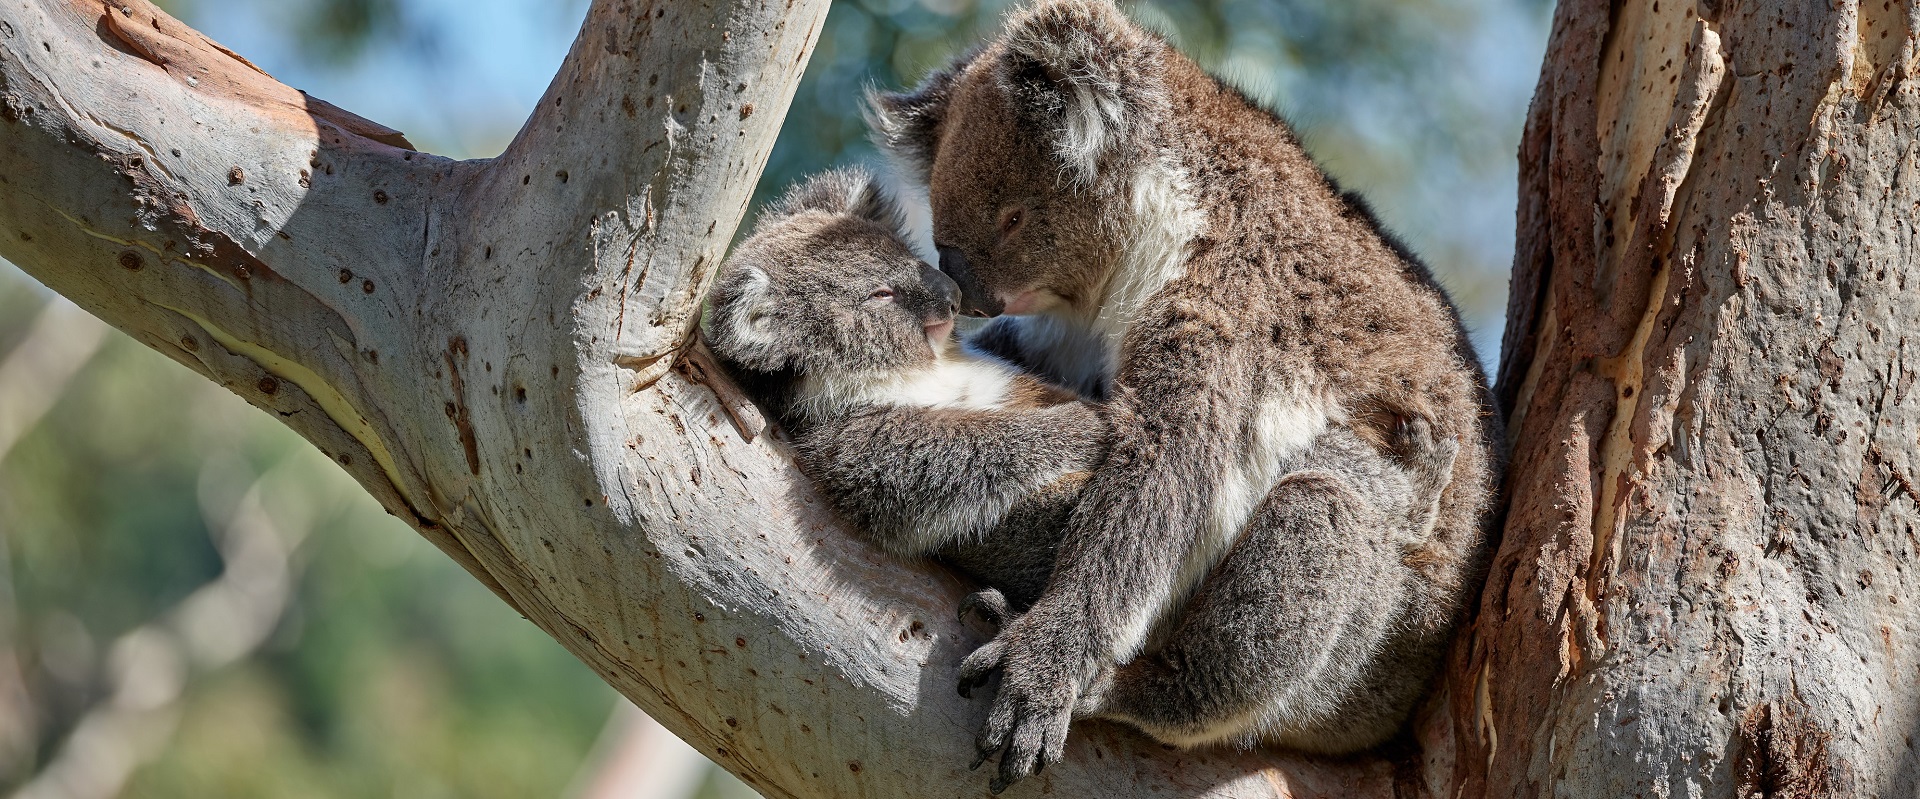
[
  {"left": 957, "top": 612, "right": 1089, "bottom": 793},
  {"left": 959, "top": 588, "right": 1015, "bottom": 630},
  {"left": 1393, "top": 414, "right": 1460, "bottom": 477}
]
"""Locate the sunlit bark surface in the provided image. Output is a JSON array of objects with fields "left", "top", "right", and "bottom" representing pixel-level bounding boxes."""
[{"left": 1464, "top": 0, "right": 1920, "bottom": 796}]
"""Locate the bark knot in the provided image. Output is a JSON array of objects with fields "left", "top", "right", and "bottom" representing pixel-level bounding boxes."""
[{"left": 1734, "top": 703, "right": 1839, "bottom": 799}]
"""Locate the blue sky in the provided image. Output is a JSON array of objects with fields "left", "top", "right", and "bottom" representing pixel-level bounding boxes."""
[{"left": 180, "top": 0, "right": 592, "bottom": 158}]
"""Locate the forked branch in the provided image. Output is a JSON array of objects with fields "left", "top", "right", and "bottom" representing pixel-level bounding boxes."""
[{"left": 0, "top": 1, "right": 1403, "bottom": 796}]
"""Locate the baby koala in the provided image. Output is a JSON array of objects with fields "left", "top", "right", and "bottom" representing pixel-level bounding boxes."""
[{"left": 705, "top": 166, "right": 1102, "bottom": 605}]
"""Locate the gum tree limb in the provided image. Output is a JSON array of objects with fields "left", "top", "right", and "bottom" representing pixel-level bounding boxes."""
[{"left": 0, "top": 1, "right": 1390, "bottom": 796}]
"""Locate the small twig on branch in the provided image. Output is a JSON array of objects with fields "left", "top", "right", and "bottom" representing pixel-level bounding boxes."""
[{"left": 677, "top": 340, "right": 768, "bottom": 443}]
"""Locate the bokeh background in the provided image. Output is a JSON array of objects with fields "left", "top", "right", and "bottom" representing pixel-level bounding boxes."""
[{"left": 0, "top": 0, "right": 1548, "bottom": 796}]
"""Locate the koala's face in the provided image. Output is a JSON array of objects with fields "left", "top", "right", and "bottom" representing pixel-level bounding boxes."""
[
  {"left": 870, "top": 1, "right": 1170, "bottom": 320},
  {"left": 924, "top": 65, "right": 1124, "bottom": 319},
  {"left": 707, "top": 201, "right": 961, "bottom": 380}
]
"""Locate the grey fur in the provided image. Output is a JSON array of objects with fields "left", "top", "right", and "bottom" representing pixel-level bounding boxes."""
[
  {"left": 1092, "top": 417, "right": 1461, "bottom": 753},
  {"left": 706, "top": 165, "right": 1470, "bottom": 786},
  {"left": 703, "top": 166, "right": 1109, "bottom": 605},
  {"left": 872, "top": 0, "right": 1500, "bottom": 789}
]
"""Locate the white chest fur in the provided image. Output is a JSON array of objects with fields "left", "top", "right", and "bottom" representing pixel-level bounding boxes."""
[
  {"left": 1090, "top": 152, "right": 1204, "bottom": 360},
  {"left": 794, "top": 352, "right": 1027, "bottom": 418},
  {"left": 1186, "top": 392, "right": 1335, "bottom": 596}
]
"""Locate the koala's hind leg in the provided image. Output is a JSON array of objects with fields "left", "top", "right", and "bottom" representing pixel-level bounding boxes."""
[
  {"left": 1090, "top": 470, "right": 1417, "bottom": 752},
  {"left": 1390, "top": 414, "right": 1461, "bottom": 541}
]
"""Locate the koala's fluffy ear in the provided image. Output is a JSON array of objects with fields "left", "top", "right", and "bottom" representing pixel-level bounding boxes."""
[
  {"left": 1000, "top": 0, "right": 1167, "bottom": 181},
  {"left": 704, "top": 262, "right": 793, "bottom": 374},
  {"left": 865, "top": 51, "right": 978, "bottom": 186},
  {"left": 762, "top": 167, "right": 913, "bottom": 246}
]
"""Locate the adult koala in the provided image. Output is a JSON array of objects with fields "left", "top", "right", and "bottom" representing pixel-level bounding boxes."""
[{"left": 870, "top": 0, "right": 1500, "bottom": 788}]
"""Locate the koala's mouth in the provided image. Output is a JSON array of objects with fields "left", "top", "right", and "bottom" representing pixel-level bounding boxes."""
[
  {"left": 957, "top": 293, "right": 1002, "bottom": 318},
  {"left": 936, "top": 246, "right": 1004, "bottom": 318},
  {"left": 924, "top": 319, "right": 955, "bottom": 347},
  {"left": 999, "top": 290, "right": 1043, "bottom": 316}
]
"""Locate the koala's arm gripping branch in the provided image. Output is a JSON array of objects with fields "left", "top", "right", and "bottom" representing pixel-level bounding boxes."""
[
  {"left": 1041, "top": 336, "right": 1256, "bottom": 664},
  {"left": 955, "top": 370, "right": 1256, "bottom": 786},
  {"left": 1057, "top": 433, "right": 1227, "bottom": 656},
  {"left": 800, "top": 402, "right": 1109, "bottom": 555}
]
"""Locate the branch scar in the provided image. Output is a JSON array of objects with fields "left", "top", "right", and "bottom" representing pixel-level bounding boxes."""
[{"left": 152, "top": 302, "right": 427, "bottom": 518}]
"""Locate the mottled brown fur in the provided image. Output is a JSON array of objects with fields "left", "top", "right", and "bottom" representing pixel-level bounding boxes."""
[{"left": 873, "top": 0, "right": 1500, "bottom": 788}]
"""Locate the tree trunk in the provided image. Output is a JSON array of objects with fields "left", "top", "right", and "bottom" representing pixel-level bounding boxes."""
[
  {"left": 1459, "top": 0, "right": 1920, "bottom": 796},
  {"left": 1, "top": 0, "right": 1912, "bottom": 797}
]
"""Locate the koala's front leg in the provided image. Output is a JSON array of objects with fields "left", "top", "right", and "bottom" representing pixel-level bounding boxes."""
[
  {"left": 958, "top": 368, "right": 1251, "bottom": 791},
  {"left": 798, "top": 402, "right": 1107, "bottom": 559}
]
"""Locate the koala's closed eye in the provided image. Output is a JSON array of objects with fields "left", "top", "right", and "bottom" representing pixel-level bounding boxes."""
[{"left": 869, "top": 287, "right": 897, "bottom": 302}]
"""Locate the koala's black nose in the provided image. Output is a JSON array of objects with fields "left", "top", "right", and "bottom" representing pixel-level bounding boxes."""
[
  {"left": 919, "top": 261, "right": 960, "bottom": 317},
  {"left": 936, "top": 245, "right": 1004, "bottom": 318}
]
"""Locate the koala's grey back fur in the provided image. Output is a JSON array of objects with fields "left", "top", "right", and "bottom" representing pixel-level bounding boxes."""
[{"left": 870, "top": 0, "right": 1503, "bottom": 783}]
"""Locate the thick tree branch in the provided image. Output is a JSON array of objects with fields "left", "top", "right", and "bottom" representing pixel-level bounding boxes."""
[{"left": 0, "top": 1, "right": 1397, "bottom": 796}]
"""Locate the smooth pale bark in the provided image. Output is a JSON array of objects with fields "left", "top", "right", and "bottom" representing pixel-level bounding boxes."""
[
  {"left": 1459, "top": 0, "right": 1920, "bottom": 796},
  {"left": 0, "top": 2, "right": 1388, "bottom": 797}
]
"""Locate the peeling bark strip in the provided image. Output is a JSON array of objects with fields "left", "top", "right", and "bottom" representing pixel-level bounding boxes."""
[
  {"left": 444, "top": 337, "right": 481, "bottom": 476},
  {"left": 1468, "top": 0, "right": 1920, "bottom": 796},
  {"left": 1735, "top": 704, "right": 1840, "bottom": 799}
]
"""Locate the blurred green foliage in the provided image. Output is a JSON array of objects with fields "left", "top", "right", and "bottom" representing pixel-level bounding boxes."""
[
  {"left": 0, "top": 283, "right": 616, "bottom": 797},
  {"left": 2, "top": 0, "right": 1546, "bottom": 797}
]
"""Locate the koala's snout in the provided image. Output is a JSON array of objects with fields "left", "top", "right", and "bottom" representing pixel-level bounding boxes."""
[
  {"left": 919, "top": 261, "right": 961, "bottom": 318},
  {"left": 937, "top": 245, "right": 1005, "bottom": 318}
]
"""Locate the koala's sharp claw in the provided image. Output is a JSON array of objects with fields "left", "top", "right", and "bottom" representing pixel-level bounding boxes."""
[
  {"left": 989, "top": 776, "right": 1009, "bottom": 795},
  {"left": 958, "top": 638, "right": 1007, "bottom": 701},
  {"left": 960, "top": 588, "right": 1011, "bottom": 628},
  {"left": 970, "top": 749, "right": 990, "bottom": 771}
]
